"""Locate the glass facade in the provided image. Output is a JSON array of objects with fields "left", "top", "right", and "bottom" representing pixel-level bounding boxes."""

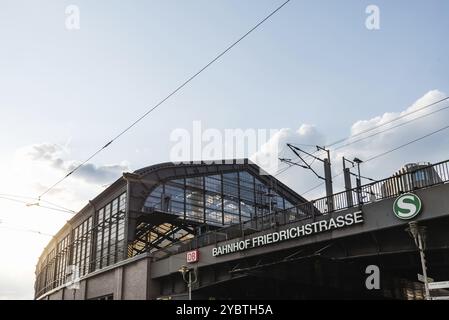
[
  {"left": 35, "top": 192, "right": 127, "bottom": 297},
  {"left": 73, "top": 217, "right": 92, "bottom": 277},
  {"left": 55, "top": 235, "right": 70, "bottom": 287},
  {"left": 43, "top": 249, "right": 56, "bottom": 295},
  {"left": 36, "top": 166, "right": 305, "bottom": 298},
  {"left": 143, "top": 170, "right": 292, "bottom": 227},
  {"left": 94, "top": 193, "right": 126, "bottom": 270}
]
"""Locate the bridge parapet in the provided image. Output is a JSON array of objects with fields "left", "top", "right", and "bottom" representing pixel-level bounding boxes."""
[
  {"left": 151, "top": 160, "right": 449, "bottom": 265},
  {"left": 151, "top": 180, "right": 449, "bottom": 279}
]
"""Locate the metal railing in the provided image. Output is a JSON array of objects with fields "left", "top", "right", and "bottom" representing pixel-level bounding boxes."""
[
  {"left": 150, "top": 159, "right": 449, "bottom": 262},
  {"left": 37, "top": 159, "right": 449, "bottom": 296},
  {"left": 291, "top": 159, "right": 449, "bottom": 216}
]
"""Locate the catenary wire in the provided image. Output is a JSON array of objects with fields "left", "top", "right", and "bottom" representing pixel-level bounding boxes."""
[
  {"left": 0, "top": 196, "right": 75, "bottom": 214},
  {"left": 38, "top": 0, "right": 292, "bottom": 199},
  {"left": 332, "top": 99, "right": 449, "bottom": 152},
  {"left": 0, "top": 224, "right": 53, "bottom": 237},
  {"left": 0, "top": 193, "right": 75, "bottom": 213},
  {"left": 363, "top": 123, "right": 449, "bottom": 163},
  {"left": 327, "top": 96, "right": 449, "bottom": 148},
  {"left": 282, "top": 96, "right": 449, "bottom": 173},
  {"left": 300, "top": 122, "right": 449, "bottom": 196}
]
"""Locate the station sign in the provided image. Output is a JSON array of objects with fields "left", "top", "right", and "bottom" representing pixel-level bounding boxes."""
[
  {"left": 212, "top": 211, "right": 364, "bottom": 257},
  {"left": 393, "top": 193, "right": 422, "bottom": 220}
]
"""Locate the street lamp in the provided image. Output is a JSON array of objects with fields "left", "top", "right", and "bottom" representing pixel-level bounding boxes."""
[
  {"left": 178, "top": 265, "right": 197, "bottom": 300},
  {"left": 406, "top": 221, "right": 430, "bottom": 300}
]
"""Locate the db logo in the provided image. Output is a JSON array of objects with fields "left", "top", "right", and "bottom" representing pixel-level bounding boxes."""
[
  {"left": 393, "top": 193, "right": 422, "bottom": 220},
  {"left": 186, "top": 249, "right": 200, "bottom": 264}
]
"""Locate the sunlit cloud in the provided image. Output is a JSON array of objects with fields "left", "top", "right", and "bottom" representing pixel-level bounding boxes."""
[{"left": 253, "top": 90, "right": 449, "bottom": 198}]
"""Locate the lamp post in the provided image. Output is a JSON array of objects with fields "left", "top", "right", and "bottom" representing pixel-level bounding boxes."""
[
  {"left": 178, "top": 265, "right": 197, "bottom": 300},
  {"left": 406, "top": 221, "right": 430, "bottom": 300}
]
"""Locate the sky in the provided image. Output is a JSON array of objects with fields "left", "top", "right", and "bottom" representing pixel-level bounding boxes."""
[{"left": 1, "top": 0, "right": 449, "bottom": 299}]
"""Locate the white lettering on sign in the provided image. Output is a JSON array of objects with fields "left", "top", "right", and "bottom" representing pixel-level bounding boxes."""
[
  {"left": 212, "top": 211, "right": 364, "bottom": 257},
  {"left": 186, "top": 250, "right": 200, "bottom": 263}
]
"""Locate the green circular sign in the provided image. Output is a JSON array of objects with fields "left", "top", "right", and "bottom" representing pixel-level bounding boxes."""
[{"left": 393, "top": 193, "right": 422, "bottom": 220}]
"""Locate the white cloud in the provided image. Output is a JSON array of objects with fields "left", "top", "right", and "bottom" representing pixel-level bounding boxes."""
[
  {"left": 1, "top": 89, "right": 448, "bottom": 299},
  {"left": 0, "top": 143, "right": 130, "bottom": 299},
  {"left": 253, "top": 90, "right": 449, "bottom": 199},
  {"left": 334, "top": 89, "right": 449, "bottom": 179},
  {"left": 22, "top": 143, "right": 129, "bottom": 185},
  {"left": 251, "top": 124, "right": 326, "bottom": 193}
]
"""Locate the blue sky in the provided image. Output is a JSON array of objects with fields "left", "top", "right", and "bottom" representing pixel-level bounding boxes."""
[
  {"left": 1, "top": 0, "right": 449, "bottom": 299},
  {"left": 2, "top": 0, "right": 449, "bottom": 161}
]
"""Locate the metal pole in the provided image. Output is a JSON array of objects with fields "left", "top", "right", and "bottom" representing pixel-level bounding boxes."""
[
  {"left": 343, "top": 157, "right": 354, "bottom": 207},
  {"left": 324, "top": 158, "right": 334, "bottom": 212},
  {"left": 318, "top": 147, "right": 334, "bottom": 213},
  {"left": 356, "top": 163, "right": 362, "bottom": 206},
  {"left": 269, "top": 191, "right": 273, "bottom": 227},
  {"left": 357, "top": 163, "right": 361, "bottom": 182},
  {"left": 188, "top": 271, "right": 192, "bottom": 301},
  {"left": 417, "top": 233, "right": 431, "bottom": 300}
]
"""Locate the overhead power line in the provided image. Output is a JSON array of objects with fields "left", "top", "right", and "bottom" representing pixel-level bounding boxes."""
[
  {"left": 274, "top": 162, "right": 297, "bottom": 177},
  {"left": 364, "top": 123, "right": 449, "bottom": 163},
  {"left": 327, "top": 96, "right": 449, "bottom": 148},
  {"left": 332, "top": 98, "right": 449, "bottom": 152},
  {"left": 281, "top": 96, "right": 449, "bottom": 175},
  {"left": 0, "top": 196, "right": 75, "bottom": 215},
  {"left": 38, "top": 0, "right": 292, "bottom": 199},
  {"left": 0, "top": 193, "right": 75, "bottom": 213},
  {"left": 301, "top": 171, "right": 344, "bottom": 196},
  {"left": 300, "top": 122, "right": 449, "bottom": 196},
  {"left": 271, "top": 97, "right": 449, "bottom": 198},
  {"left": 0, "top": 224, "right": 53, "bottom": 237}
]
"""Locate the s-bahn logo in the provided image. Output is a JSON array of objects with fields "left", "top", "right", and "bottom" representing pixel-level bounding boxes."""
[{"left": 393, "top": 193, "right": 422, "bottom": 220}]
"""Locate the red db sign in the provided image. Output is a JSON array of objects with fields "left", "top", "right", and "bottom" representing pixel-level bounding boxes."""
[{"left": 186, "top": 250, "right": 199, "bottom": 263}]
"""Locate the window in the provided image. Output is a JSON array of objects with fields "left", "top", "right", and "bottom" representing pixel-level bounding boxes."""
[
  {"left": 165, "top": 182, "right": 185, "bottom": 215},
  {"left": 55, "top": 235, "right": 70, "bottom": 287},
  {"left": 96, "top": 208, "right": 104, "bottom": 270},
  {"left": 110, "top": 198, "right": 118, "bottom": 264},
  {"left": 45, "top": 249, "right": 56, "bottom": 291},
  {"left": 73, "top": 217, "right": 92, "bottom": 277},
  {"left": 204, "top": 175, "right": 222, "bottom": 225},
  {"left": 144, "top": 185, "right": 163, "bottom": 210},
  {"left": 102, "top": 203, "right": 111, "bottom": 267},
  {"left": 141, "top": 170, "right": 294, "bottom": 228},
  {"left": 186, "top": 177, "right": 204, "bottom": 221},
  {"left": 117, "top": 193, "right": 126, "bottom": 259},
  {"left": 223, "top": 172, "right": 239, "bottom": 198},
  {"left": 239, "top": 172, "right": 255, "bottom": 221},
  {"left": 36, "top": 192, "right": 127, "bottom": 297},
  {"left": 94, "top": 192, "right": 127, "bottom": 271}
]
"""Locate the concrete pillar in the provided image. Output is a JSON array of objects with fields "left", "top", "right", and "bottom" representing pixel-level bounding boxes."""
[
  {"left": 146, "top": 257, "right": 160, "bottom": 300},
  {"left": 114, "top": 267, "right": 124, "bottom": 300}
]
